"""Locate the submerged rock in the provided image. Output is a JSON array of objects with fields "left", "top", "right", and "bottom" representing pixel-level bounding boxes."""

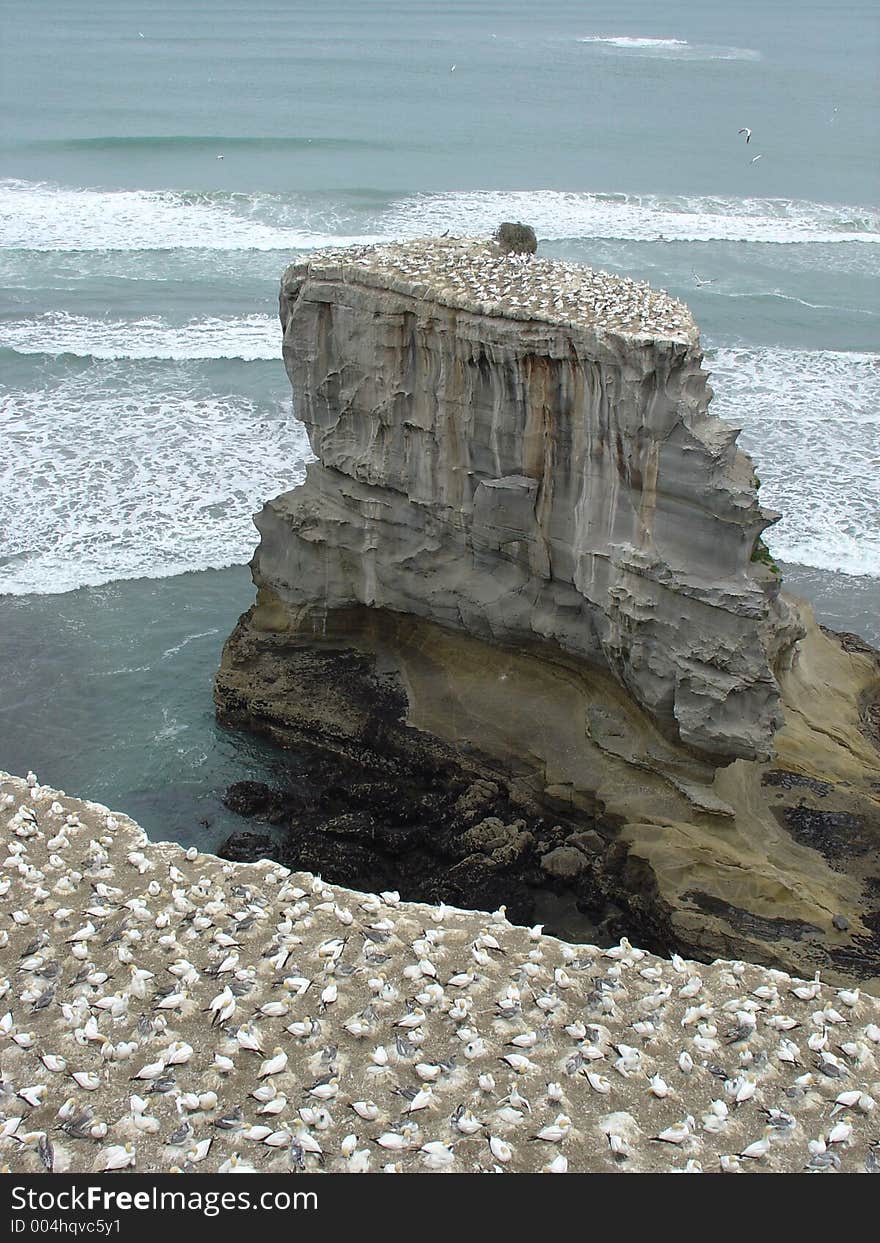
[
  {"left": 219, "top": 829, "right": 274, "bottom": 862},
  {"left": 222, "top": 780, "right": 272, "bottom": 816}
]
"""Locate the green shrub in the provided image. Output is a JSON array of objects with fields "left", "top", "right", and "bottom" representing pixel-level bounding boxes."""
[
  {"left": 494, "top": 222, "right": 538, "bottom": 254},
  {"left": 751, "top": 536, "right": 780, "bottom": 575}
]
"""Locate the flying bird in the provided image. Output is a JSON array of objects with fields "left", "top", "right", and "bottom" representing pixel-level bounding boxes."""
[{"left": 738, "top": 127, "right": 752, "bottom": 143}]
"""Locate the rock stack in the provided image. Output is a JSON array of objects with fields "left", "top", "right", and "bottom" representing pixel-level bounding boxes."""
[
  {"left": 251, "top": 237, "right": 801, "bottom": 760},
  {"left": 216, "top": 237, "right": 880, "bottom": 981}
]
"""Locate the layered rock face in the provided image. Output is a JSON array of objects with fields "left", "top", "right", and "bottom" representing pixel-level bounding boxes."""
[
  {"left": 218, "top": 238, "right": 880, "bottom": 979},
  {"left": 257, "top": 238, "right": 801, "bottom": 759}
]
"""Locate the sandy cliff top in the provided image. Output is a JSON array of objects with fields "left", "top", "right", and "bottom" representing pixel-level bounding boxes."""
[
  {"left": 2, "top": 770, "right": 878, "bottom": 1174},
  {"left": 296, "top": 238, "right": 697, "bottom": 340}
]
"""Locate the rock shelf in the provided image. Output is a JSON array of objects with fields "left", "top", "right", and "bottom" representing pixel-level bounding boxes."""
[
  {"left": 302, "top": 238, "right": 696, "bottom": 338},
  {"left": 2, "top": 772, "right": 879, "bottom": 1175}
]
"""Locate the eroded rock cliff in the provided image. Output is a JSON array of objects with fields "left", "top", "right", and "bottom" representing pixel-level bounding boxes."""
[
  {"left": 216, "top": 237, "right": 880, "bottom": 981},
  {"left": 258, "top": 238, "right": 801, "bottom": 760}
]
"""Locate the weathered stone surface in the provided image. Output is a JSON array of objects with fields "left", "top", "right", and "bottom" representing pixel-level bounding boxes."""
[
  {"left": 256, "top": 237, "right": 802, "bottom": 760},
  {"left": 567, "top": 829, "right": 606, "bottom": 855},
  {"left": 460, "top": 816, "right": 532, "bottom": 857},
  {"left": 541, "top": 845, "right": 590, "bottom": 879},
  {"left": 216, "top": 599, "right": 880, "bottom": 983},
  {"left": 215, "top": 235, "right": 880, "bottom": 981}
]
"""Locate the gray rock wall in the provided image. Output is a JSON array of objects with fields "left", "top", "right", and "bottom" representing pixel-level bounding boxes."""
[{"left": 252, "top": 240, "right": 802, "bottom": 759}]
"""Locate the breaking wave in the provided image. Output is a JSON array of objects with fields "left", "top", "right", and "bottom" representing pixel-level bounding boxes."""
[
  {"left": 707, "top": 346, "right": 880, "bottom": 578},
  {"left": 2, "top": 180, "right": 878, "bottom": 252},
  {"left": 576, "top": 35, "right": 761, "bottom": 61}
]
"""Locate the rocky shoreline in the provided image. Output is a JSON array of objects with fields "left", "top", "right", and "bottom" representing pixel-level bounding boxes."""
[
  {"left": 217, "top": 751, "right": 669, "bottom": 958},
  {"left": 216, "top": 600, "right": 880, "bottom": 987},
  {"left": 214, "top": 234, "right": 880, "bottom": 987},
  {"left": 6, "top": 237, "right": 875, "bottom": 1176},
  {"left": 3, "top": 770, "right": 880, "bottom": 1175}
]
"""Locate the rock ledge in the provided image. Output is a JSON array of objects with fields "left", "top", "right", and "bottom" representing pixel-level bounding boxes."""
[{"left": 3, "top": 771, "right": 879, "bottom": 1175}]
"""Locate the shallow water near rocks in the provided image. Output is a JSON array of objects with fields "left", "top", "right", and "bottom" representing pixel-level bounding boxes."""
[
  {"left": 0, "top": 559, "right": 877, "bottom": 945},
  {"left": 0, "top": 0, "right": 878, "bottom": 954}
]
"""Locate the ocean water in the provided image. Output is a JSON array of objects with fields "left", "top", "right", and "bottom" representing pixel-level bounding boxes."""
[{"left": 0, "top": 0, "right": 877, "bottom": 843}]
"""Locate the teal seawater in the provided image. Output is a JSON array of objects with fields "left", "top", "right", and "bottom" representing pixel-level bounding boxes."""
[{"left": 0, "top": 0, "right": 877, "bottom": 844}]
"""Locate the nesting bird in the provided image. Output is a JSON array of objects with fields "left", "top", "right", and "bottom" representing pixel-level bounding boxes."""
[
  {"left": 302, "top": 238, "right": 695, "bottom": 339},
  {"left": 1, "top": 770, "right": 879, "bottom": 1176}
]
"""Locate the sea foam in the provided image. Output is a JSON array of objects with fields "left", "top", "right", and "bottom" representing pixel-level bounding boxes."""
[
  {"left": 380, "top": 191, "right": 880, "bottom": 246},
  {"left": 577, "top": 35, "right": 760, "bottom": 61},
  {"left": 0, "top": 179, "right": 378, "bottom": 253},
  {"left": 2, "top": 180, "right": 878, "bottom": 253},
  {"left": 0, "top": 312, "right": 281, "bottom": 361},
  {"left": 0, "top": 362, "right": 311, "bottom": 596},
  {"left": 1, "top": 344, "right": 875, "bottom": 594},
  {"left": 707, "top": 346, "right": 880, "bottom": 578}
]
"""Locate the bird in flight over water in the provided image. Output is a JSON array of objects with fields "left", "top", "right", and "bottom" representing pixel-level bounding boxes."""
[{"left": 738, "top": 127, "right": 752, "bottom": 143}]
